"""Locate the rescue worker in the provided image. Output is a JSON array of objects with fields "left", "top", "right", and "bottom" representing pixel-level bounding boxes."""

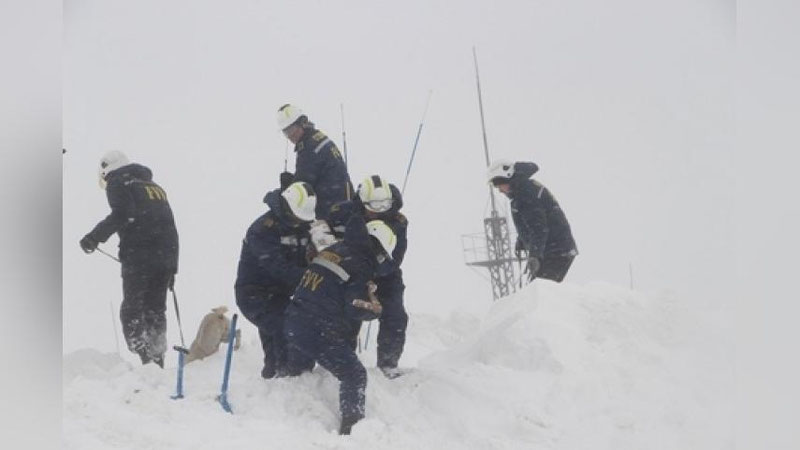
[
  {"left": 273, "top": 104, "right": 353, "bottom": 220},
  {"left": 283, "top": 208, "right": 396, "bottom": 435},
  {"left": 235, "top": 182, "right": 316, "bottom": 378},
  {"left": 356, "top": 175, "right": 409, "bottom": 378},
  {"left": 487, "top": 159, "right": 578, "bottom": 282},
  {"left": 80, "top": 150, "right": 179, "bottom": 367}
]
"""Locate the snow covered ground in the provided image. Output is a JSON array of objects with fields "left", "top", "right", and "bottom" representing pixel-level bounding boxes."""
[{"left": 63, "top": 281, "right": 733, "bottom": 449}]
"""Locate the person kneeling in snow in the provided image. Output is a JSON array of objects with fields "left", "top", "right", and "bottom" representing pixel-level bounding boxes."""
[
  {"left": 185, "top": 306, "right": 241, "bottom": 363},
  {"left": 283, "top": 208, "right": 395, "bottom": 435},
  {"left": 487, "top": 159, "right": 578, "bottom": 283},
  {"left": 235, "top": 182, "right": 316, "bottom": 378}
]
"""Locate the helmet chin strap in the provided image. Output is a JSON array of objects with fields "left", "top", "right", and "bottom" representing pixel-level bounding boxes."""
[{"left": 369, "top": 237, "right": 382, "bottom": 260}]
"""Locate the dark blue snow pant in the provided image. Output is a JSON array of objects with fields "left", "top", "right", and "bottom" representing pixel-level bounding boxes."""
[
  {"left": 120, "top": 265, "right": 171, "bottom": 360},
  {"left": 284, "top": 308, "right": 368, "bottom": 425},
  {"left": 235, "top": 285, "right": 290, "bottom": 378},
  {"left": 375, "top": 276, "right": 408, "bottom": 369},
  {"left": 538, "top": 252, "right": 577, "bottom": 283}
]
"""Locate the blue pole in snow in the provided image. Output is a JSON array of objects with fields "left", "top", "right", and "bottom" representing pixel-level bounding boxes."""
[
  {"left": 217, "top": 313, "right": 238, "bottom": 414},
  {"left": 171, "top": 346, "right": 187, "bottom": 400}
]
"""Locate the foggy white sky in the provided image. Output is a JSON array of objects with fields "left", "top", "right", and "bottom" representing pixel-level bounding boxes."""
[{"left": 63, "top": 0, "right": 736, "bottom": 353}]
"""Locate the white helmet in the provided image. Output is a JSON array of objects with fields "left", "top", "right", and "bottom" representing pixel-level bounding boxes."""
[
  {"left": 486, "top": 159, "right": 515, "bottom": 184},
  {"left": 366, "top": 220, "right": 397, "bottom": 258},
  {"left": 358, "top": 175, "right": 393, "bottom": 213},
  {"left": 98, "top": 150, "right": 130, "bottom": 189},
  {"left": 281, "top": 181, "right": 317, "bottom": 222},
  {"left": 276, "top": 104, "right": 306, "bottom": 131}
]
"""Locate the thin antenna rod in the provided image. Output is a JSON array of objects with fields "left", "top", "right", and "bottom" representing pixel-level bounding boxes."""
[
  {"left": 109, "top": 300, "right": 121, "bottom": 356},
  {"left": 629, "top": 262, "right": 634, "bottom": 290},
  {"left": 473, "top": 46, "right": 497, "bottom": 216},
  {"left": 401, "top": 90, "right": 433, "bottom": 195},
  {"left": 340, "top": 103, "right": 349, "bottom": 168}
]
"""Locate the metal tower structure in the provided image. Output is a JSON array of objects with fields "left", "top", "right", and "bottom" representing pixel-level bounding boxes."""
[{"left": 463, "top": 47, "right": 517, "bottom": 301}]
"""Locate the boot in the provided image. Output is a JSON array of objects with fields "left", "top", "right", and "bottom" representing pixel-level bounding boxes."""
[
  {"left": 261, "top": 363, "right": 276, "bottom": 379},
  {"left": 152, "top": 354, "right": 165, "bottom": 369},
  {"left": 379, "top": 365, "right": 403, "bottom": 379},
  {"left": 137, "top": 349, "right": 152, "bottom": 365},
  {"left": 339, "top": 415, "right": 361, "bottom": 435}
]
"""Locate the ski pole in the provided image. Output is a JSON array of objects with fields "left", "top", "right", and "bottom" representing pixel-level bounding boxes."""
[
  {"left": 92, "top": 246, "right": 188, "bottom": 354},
  {"left": 170, "top": 285, "right": 186, "bottom": 348},
  {"left": 96, "top": 246, "right": 120, "bottom": 262},
  {"left": 91, "top": 246, "right": 187, "bottom": 352},
  {"left": 93, "top": 246, "right": 124, "bottom": 354},
  {"left": 218, "top": 313, "right": 238, "bottom": 414}
]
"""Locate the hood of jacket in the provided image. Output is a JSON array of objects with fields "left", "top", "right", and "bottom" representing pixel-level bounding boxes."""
[
  {"left": 264, "top": 188, "right": 300, "bottom": 228},
  {"left": 342, "top": 211, "right": 376, "bottom": 258},
  {"left": 511, "top": 161, "right": 539, "bottom": 181},
  {"left": 107, "top": 163, "right": 153, "bottom": 183},
  {"left": 387, "top": 183, "right": 404, "bottom": 214},
  {"left": 293, "top": 124, "right": 319, "bottom": 153}
]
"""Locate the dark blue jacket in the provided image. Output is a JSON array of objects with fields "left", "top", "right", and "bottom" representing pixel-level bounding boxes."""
[
  {"left": 327, "top": 186, "right": 408, "bottom": 278},
  {"left": 87, "top": 163, "right": 179, "bottom": 272},
  {"left": 235, "top": 190, "right": 310, "bottom": 293},
  {"left": 292, "top": 127, "right": 353, "bottom": 220},
  {"left": 369, "top": 184, "right": 408, "bottom": 284},
  {"left": 287, "top": 214, "right": 378, "bottom": 338},
  {"left": 507, "top": 162, "right": 577, "bottom": 260}
]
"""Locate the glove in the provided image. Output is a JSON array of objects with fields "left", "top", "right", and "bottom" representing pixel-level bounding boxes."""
[
  {"left": 310, "top": 220, "right": 337, "bottom": 251},
  {"left": 168, "top": 273, "right": 176, "bottom": 291},
  {"left": 352, "top": 282, "right": 383, "bottom": 315},
  {"left": 523, "top": 256, "right": 541, "bottom": 282},
  {"left": 279, "top": 171, "right": 295, "bottom": 190},
  {"left": 79, "top": 235, "right": 98, "bottom": 254},
  {"left": 352, "top": 298, "right": 382, "bottom": 315},
  {"left": 305, "top": 243, "right": 318, "bottom": 264}
]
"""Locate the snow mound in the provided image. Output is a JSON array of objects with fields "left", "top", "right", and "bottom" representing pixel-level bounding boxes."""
[
  {"left": 63, "top": 282, "right": 732, "bottom": 449},
  {"left": 63, "top": 348, "right": 130, "bottom": 383}
]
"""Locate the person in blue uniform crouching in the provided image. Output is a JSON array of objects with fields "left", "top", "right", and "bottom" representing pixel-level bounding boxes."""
[
  {"left": 283, "top": 204, "right": 397, "bottom": 435},
  {"left": 235, "top": 182, "right": 316, "bottom": 378}
]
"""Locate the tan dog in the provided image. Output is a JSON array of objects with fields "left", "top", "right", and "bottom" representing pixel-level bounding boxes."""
[{"left": 186, "top": 306, "right": 241, "bottom": 363}]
